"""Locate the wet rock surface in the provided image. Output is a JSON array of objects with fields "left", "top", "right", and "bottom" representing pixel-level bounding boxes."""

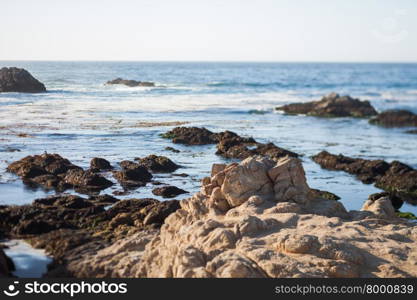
[
  {"left": 106, "top": 78, "right": 155, "bottom": 87},
  {"left": 7, "top": 153, "right": 113, "bottom": 193},
  {"left": 152, "top": 186, "right": 188, "bottom": 198},
  {"left": 275, "top": 93, "right": 378, "bottom": 118},
  {"left": 369, "top": 110, "right": 417, "bottom": 128},
  {"left": 312, "top": 151, "right": 417, "bottom": 203},
  {"left": 0, "top": 67, "right": 46, "bottom": 93},
  {"left": 162, "top": 127, "right": 298, "bottom": 160},
  {"left": 135, "top": 155, "right": 180, "bottom": 173}
]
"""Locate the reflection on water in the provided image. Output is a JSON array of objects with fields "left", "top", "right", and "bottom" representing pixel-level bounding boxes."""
[{"left": 3, "top": 240, "right": 52, "bottom": 278}]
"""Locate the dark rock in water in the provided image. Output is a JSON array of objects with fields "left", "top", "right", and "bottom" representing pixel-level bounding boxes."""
[
  {"left": 64, "top": 169, "right": 113, "bottom": 192},
  {"left": 106, "top": 78, "right": 155, "bottom": 87},
  {"left": 369, "top": 110, "right": 417, "bottom": 128},
  {"left": 7, "top": 153, "right": 81, "bottom": 178},
  {"left": 152, "top": 186, "right": 188, "bottom": 198},
  {"left": 312, "top": 150, "right": 417, "bottom": 203},
  {"left": 406, "top": 129, "right": 417, "bottom": 134},
  {"left": 135, "top": 155, "right": 180, "bottom": 173},
  {"left": 165, "top": 146, "right": 180, "bottom": 153},
  {"left": 0, "top": 67, "right": 46, "bottom": 93},
  {"left": 90, "top": 157, "right": 113, "bottom": 171},
  {"left": 0, "top": 249, "right": 14, "bottom": 277},
  {"left": 88, "top": 194, "right": 119, "bottom": 205},
  {"left": 6, "top": 153, "right": 87, "bottom": 191},
  {"left": 162, "top": 126, "right": 297, "bottom": 161},
  {"left": 275, "top": 93, "right": 377, "bottom": 118},
  {"left": 113, "top": 161, "right": 153, "bottom": 188},
  {"left": 161, "top": 127, "right": 218, "bottom": 145}
]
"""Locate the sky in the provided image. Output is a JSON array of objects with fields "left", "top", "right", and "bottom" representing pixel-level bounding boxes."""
[{"left": 1, "top": 0, "right": 417, "bottom": 62}]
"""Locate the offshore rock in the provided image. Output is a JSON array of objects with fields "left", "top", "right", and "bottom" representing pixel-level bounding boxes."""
[{"left": 0, "top": 67, "right": 46, "bottom": 93}]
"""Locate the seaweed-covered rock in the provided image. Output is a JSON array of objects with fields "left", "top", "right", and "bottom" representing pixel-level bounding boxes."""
[
  {"left": 64, "top": 169, "right": 113, "bottom": 192},
  {"left": 106, "top": 78, "right": 155, "bottom": 87},
  {"left": 135, "top": 155, "right": 180, "bottom": 173},
  {"left": 276, "top": 93, "right": 377, "bottom": 118},
  {"left": 312, "top": 151, "right": 417, "bottom": 203},
  {"left": 161, "top": 127, "right": 218, "bottom": 145},
  {"left": 162, "top": 127, "right": 297, "bottom": 161},
  {"left": 152, "top": 186, "right": 188, "bottom": 198},
  {"left": 0, "top": 67, "right": 46, "bottom": 93},
  {"left": 370, "top": 110, "right": 417, "bottom": 128}
]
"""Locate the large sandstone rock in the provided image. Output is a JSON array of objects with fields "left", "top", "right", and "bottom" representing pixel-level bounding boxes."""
[
  {"left": 276, "top": 93, "right": 378, "bottom": 118},
  {"left": 0, "top": 67, "right": 46, "bottom": 93},
  {"left": 106, "top": 78, "right": 155, "bottom": 87},
  {"left": 312, "top": 151, "right": 417, "bottom": 203},
  {"left": 370, "top": 110, "right": 417, "bottom": 128}
]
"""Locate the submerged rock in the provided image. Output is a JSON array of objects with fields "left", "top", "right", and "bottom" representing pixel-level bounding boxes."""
[
  {"left": 312, "top": 151, "right": 417, "bottom": 203},
  {"left": 369, "top": 110, "right": 417, "bottom": 128},
  {"left": 135, "top": 155, "right": 180, "bottom": 173},
  {"left": 106, "top": 78, "right": 155, "bottom": 87},
  {"left": 0, "top": 67, "right": 46, "bottom": 93},
  {"left": 7, "top": 153, "right": 112, "bottom": 193},
  {"left": 275, "top": 93, "right": 378, "bottom": 118},
  {"left": 152, "top": 186, "right": 188, "bottom": 198}
]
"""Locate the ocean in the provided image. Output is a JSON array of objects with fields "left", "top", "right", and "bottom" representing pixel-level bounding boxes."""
[{"left": 1, "top": 61, "right": 417, "bottom": 215}]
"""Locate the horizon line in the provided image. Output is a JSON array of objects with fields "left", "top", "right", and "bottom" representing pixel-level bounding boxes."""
[{"left": 1, "top": 59, "right": 417, "bottom": 64}]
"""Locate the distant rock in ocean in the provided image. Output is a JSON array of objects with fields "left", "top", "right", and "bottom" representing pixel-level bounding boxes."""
[
  {"left": 0, "top": 67, "right": 46, "bottom": 93},
  {"left": 276, "top": 92, "right": 378, "bottom": 118},
  {"left": 369, "top": 109, "right": 417, "bottom": 128},
  {"left": 106, "top": 78, "right": 155, "bottom": 87}
]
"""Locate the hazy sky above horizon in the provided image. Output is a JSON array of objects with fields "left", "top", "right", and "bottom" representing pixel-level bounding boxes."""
[{"left": 1, "top": 0, "right": 417, "bottom": 62}]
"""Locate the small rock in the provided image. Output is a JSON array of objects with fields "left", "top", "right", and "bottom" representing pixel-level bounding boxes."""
[{"left": 152, "top": 186, "right": 188, "bottom": 198}]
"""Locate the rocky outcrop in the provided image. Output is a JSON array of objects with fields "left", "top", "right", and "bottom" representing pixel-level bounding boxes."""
[
  {"left": 275, "top": 93, "right": 378, "bottom": 118},
  {"left": 162, "top": 127, "right": 298, "bottom": 161},
  {"left": 113, "top": 161, "right": 153, "bottom": 188},
  {"left": 152, "top": 186, "right": 188, "bottom": 198},
  {"left": 369, "top": 110, "right": 417, "bottom": 128},
  {"left": 135, "top": 155, "right": 180, "bottom": 173},
  {"left": 312, "top": 151, "right": 417, "bottom": 203},
  {"left": 0, "top": 67, "right": 46, "bottom": 93},
  {"left": 7, "top": 153, "right": 113, "bottom": 193},
  {"left": 106, "top": 78, "right": 155, "bottom": 87},
  {"left": 57, "top": 156, "right": 417, "bottom": 278}
]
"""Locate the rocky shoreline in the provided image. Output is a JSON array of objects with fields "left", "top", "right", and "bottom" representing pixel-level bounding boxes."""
[{"left": 1, "top": 67, "right": 417, "bottom": 278}]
